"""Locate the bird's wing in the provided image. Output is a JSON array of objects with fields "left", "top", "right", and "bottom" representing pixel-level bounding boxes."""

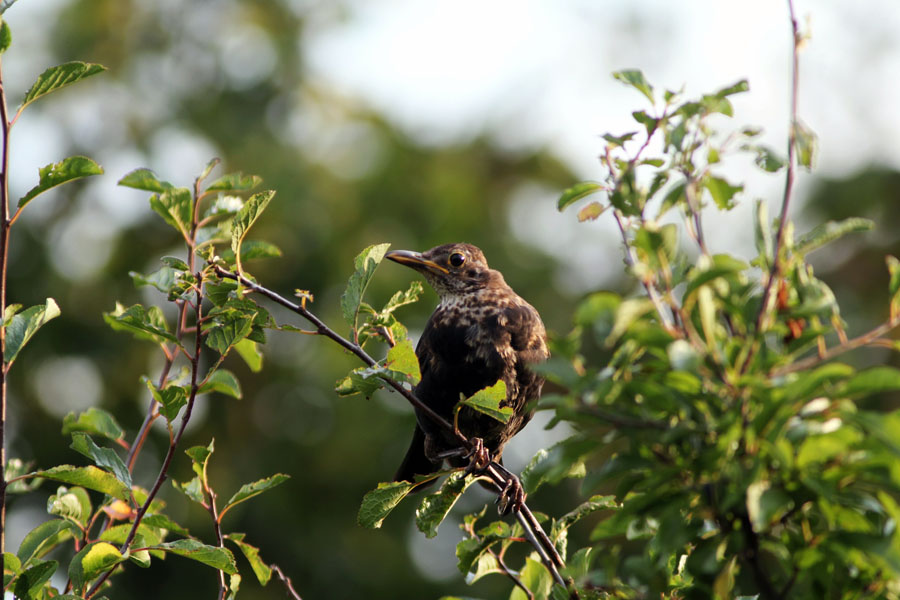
[{"left": 503, "top": 303, "right": 549, "bottom": 363}]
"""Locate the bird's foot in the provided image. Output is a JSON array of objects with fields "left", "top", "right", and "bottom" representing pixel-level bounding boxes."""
[
  {"left": 463, "top": 437, "right": 491, "bottom": 474},
  {"left": 495, "top": 472, "right": 526, "bottom": 516}
]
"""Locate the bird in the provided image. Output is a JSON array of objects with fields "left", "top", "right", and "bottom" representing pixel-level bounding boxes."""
[{"left": 385, "top": 243, "right": 549, "bottom": 503}]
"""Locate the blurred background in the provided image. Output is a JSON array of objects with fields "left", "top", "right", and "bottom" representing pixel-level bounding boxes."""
[{"left": 3, "top": 0, "right": 900, "bottom": 597}]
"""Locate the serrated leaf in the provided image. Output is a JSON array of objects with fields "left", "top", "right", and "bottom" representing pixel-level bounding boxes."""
[
  {"left": 358, "top": 480, "right": 415, "bottom": 529},
  {"left": 68, "top": 542, "right": 124, "bottom": 593},
  {"left": 792, "top": 119, "right": 817, "bottom": 169},
  {"left": 386, "top": 339, "right": 421, "bottom": 385},
  {"left": 557, "top": 181, "right": 603, "bottom": 212},
  {"left": 521, "top": 439, "right": 593, "bottom": 494},
  {"left": 553, "top": 495, "right": 617, "bottom": 538},
  {"left": 48, "top": 485, "right": 92, "bottom": 524},
  {"left": 20, "top": 62, "right": 106, "bottom": 113},
  {"left": 200, "top": 369, "right": 242, "bottom": 399},
  {"left": 175, "top": 476, "right": 205, "bottom": 504},
  {"left": 69, "top": 432, "right": 132, "bottom": 490},
  {"left": 226, "top": 533, "right": 272, "bottom": 585},
  {"left": 458, "top": 380, "right": 511, "bottom": 424},
  {"left": 35, "top": 465, "right": 129, "bottom": 500},
  {"left": 222, "top": 474, "right": 290, "bottom": 517},
  {"left": 147, "top": 540, "right": 238, "bottom": 574},
  {"left": 234, "top": 338, "right": 263, "bottom": 372},
  {"left": 415, "top": 472, "right": 478, "bottom": 539},
  {"left": 4, "top": 298, "right": 60, "bottom": 364},
  {"left": 150, "top": 187, "right": 193, "bottom": 237},
  {"left": 795, "top": 218, "right": 874, "bottom": 257},
  {"left": 612, "top": 69, "right": 654, "bottom": 103},
  {"left": 143, "top": 377, "right": 188, "bottom": 422},
  {"left": 13, "top": 560, "right": 58, "bottom": 599},
  {"left": 341, "top": 243, "right": 391, "bottom": 330},
  {"left": 204, "top": 313, "right": 254, "bottom": 356},
  {"left": 129, "top": 266, "right": 179, "bottom": 295},
  {"left": 206, "top": 172, "right": 262, "bottom": 193},
  {"left": 513, "top": 557, "right": 553, "bottom": 600},
  {"left": 61, "top": 408, "right": 125, "bottom": 442},
  {"left": 231, "top": 190, "right": 276, "bottom": 271},
  {"left": 103, "top": 303, "right": 176, "bottom": 344},
  {"left": 334, "top": 367, "right": 384, "bottom": 398},
  {"left": 17, "top": 520, "right": 78, "bottom": 568},
  {"left": 118, "top": 168, "right": 173, "bottom": 193},
  {"left": 18, "top": 156, "right": 103, "bottom": 210},
  {"left": 703, "top": 175, "right": 743, "bottom": 210},
  {"left": 382, "top": 280, "right": 424, "bottom": 315}
]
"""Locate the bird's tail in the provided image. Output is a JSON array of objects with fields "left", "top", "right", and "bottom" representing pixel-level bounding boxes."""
[{"left": 394, "top": 425, "right": 441, "bottom": 489}]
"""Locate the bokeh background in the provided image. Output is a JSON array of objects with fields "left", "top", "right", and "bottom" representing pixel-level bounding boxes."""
[{"left": 4, "top": 0, "right": 900, "bottom": 598}]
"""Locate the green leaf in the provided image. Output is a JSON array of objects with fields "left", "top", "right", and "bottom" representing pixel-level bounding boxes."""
[
  {"left": 17, "top": 520, "right": 78, "bottom": 568},
  {"left": 4, "top": 298, "right": 60, "bottom": 364},
  {"left": 200, "top": 369, "right": 242, "bottom": 399},
  {"left": 18, "top": 156, "right": 103, "bottom": 210},
  {"left": 13, "top": 560, "right": 58, "bottom": 599},
  {"left": 557, "top": 181, "right": 603, "bottom": 211},
  {"left": 512, "top": 557, "right": 553, "bottom": 600},
  {"left": 222, "top": 474, "right": 290, "bottom": 516},
  {"left": 47, "top": 485, "right": 92, "bottom": 525},
  {"left": 118, "top": 168, "right": 173, "bottom": 193},
  {"left": 381, "top": 280, "right": 424, "bottom": 315},
  {"left": 716, "top": 79, "right": 750, "bottom": 98},
  {"left": 746, "top": 480, "right": 793, "bottom": 531},
  {"left": 129, "top": 266, "right": 179, "bottom": 295},
  {"left": 142, "top": 513, "right": 191, "bottom": 537},
  {"left": 415, "top": 472, "right": 478, "bottom": 538},
  {"left": 602, "top": 131, "right": 637, "bottom": 148},
  {"left": 143, "top": 377, "right": 188, "bottom": 422},
  {"left": 0, "top": 20, "right": 11, "bottom": 55},
  {"left": 792, "top": 119, "right": 817, "bottom": 169},
  {"left": 458, "top": 380, "right": 511, "bottom": 424},
  {"left": 226, "top": 533, "right": 272, "bottom": 586},
  {"left": 612, "top": 69, "right": 655, "bottom": 103},
  {"left": 888, "top": 256, "right": 900, "bottom": 321},
  {"left": 230, "top": 190, "right": 276, "bottom": 271},
  {"left": 751, "top": 145, "right": 785, "bottom": 172},
  {"left": 35, "top": 465, "right": 130, "bottom": 500},
  {"left": 204, "top": 313, "right": 254, "bottom": 356},
  {"left": 62, "top": 408, "right": 125, "bottom": 442},
  {"left": 521, "top": 439, "right": 592, "bottom": 494},
  {"left": 69, "top": 432, "right": 132, "bottom": 489},
  {"left": 841, "top": 366, "right": 900, "bottom": 398},
  {"left": 68, "top": 542, "right": 124, "bottom": 593},
  {"left": 206, "top": 172, "right": 262, "bottom": 193},
  {"left": 334, "top": 367, "right": 385, "bottom": 398},
  {"left": 703, "top": 175, "right": 743, "bottom": 210},
  {"left": 357, "top": 480, "right": 415, "bottom": 529},
  {"left": 341, "top": 243, "right": 391, "bottom": 330},
  {"left": 20, "top": 62, "right": 106, "bottom": 113},
  {"left": 175, "top": 476, "right": 205, "bottom": 504},
  {"left": 794, "top": 218, "right": 874, "bottom": 257},
  {"left": 234, "top": 338, "right": 263, "bottom": 372},
  {"left": 386, "top": 339, "right": 421, "bottom": 385},
  {"left": 103, "top": 303, "right": 176, "bottom": 344},
  {"left": 148, "top": 540, "right": 237, "bottom": 574},
  {"left": 150, "top": 187, "right": 193, "bottom": 237},
  {"left": 553, "top": 495, "right": 617, "bottom": 537}
]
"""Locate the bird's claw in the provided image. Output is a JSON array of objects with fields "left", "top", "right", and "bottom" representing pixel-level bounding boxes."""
[
  {"left": 463, "top": 438, "right": 491, "bottom": 474},
  {"left": 495, "top": 473, "right": 526, "bottom": 516}
]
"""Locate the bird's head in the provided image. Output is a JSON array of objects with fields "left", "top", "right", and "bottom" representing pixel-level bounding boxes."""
[{"left": 385, "top": 243, "right": 499, "bottom": 299}]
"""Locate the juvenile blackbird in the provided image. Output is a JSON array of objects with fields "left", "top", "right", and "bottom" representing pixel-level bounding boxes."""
[{"left": 386, "top": 243, "right": 549, "bottom": 488}]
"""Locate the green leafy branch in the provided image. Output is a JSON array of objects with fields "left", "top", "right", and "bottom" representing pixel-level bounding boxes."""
[{"left": 212, "top": 260, "right": 570, "bottom": 590}]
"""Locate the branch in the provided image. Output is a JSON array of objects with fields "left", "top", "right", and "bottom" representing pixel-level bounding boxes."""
[
  {"left": 213, "top": 266, "right": 568, "bottom": 588},
  {"left": 271, "top": 564, "right": 303, "bottom": 600},
  {"left": 0, "top": 51, "right": 10, "bottom": 556},
  {"left": 752, "top": 0, "right": 801, "bottom": 339},
  {"left": 769, "top": 316, "right": 900, "bottom": 377}
]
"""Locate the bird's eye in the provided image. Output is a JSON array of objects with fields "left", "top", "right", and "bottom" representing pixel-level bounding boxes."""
[{"left": 449, "top": 252, "right": 466, "bottom": 268}]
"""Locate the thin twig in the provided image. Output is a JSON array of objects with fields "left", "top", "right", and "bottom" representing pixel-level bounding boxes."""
[
  {"left": 0, "top": 50, "right": 10, "bottom": 556},
  {"left": 612, "top": 209, "right": 678, "bottom": 335},
  {"left": 213, "top": 266, "right": 569, "bottom": 588},
  {"left": 271, "top": 564, "right": 303, "bottom": 600},
  {"left": 463, "top": 519, "right": 533, "bottom": 599},
  {"left": 770, "top": 317, "right": 900, "bottom": 377},
  {"left": 750, "top": 0, "right": 801, "bottom": 346}
]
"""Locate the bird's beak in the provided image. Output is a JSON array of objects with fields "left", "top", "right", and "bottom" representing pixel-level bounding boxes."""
[{"left": 385, "top": 250, "right": 449, "bottom": 274}]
